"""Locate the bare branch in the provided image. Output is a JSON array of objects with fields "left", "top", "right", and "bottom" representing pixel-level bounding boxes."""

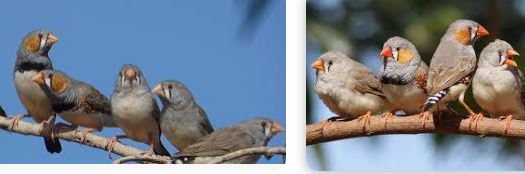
[
  {"left": 0, "top": 115, "right": 143, "bottom": 158},
  {"left": 112, "top": 155, "right": 171, "bottom": 164},
  {"left": 206, "top": 147, "right": 286, "bottom": 164},
  {"left": 113, "top": 147, "right": 287, "bottom": 164},
  {"left": 306, "top": 112, "right": 525, "bottom": 146}
]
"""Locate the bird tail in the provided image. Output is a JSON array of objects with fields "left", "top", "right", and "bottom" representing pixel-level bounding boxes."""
[
  {"left": 44, "top": 136, "right": 62, "bottom": 153},
  {"left": 422, "top": 89, "right": 449, "bottom": 111},
  {"left": 153, "top": 140, "right": 171, "bottom": 157}
]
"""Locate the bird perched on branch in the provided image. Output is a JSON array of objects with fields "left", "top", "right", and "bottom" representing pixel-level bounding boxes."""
[
  {"left": 173, "top": 117, "right": 283, "bottom": 164},
  {"left": 472, "top": 39, "right": 524, "bottom": 133},
  {"left": 422, "top": 19, "right": 489, "bottom": 125},
  {"left": 13, "top": 30, "right": 61, "bottom": 153},
  {"left": 32, "top": 70, "right": 117, "bottom": 143},
  {"left": 109, "top": 64, "right": 170, "bottom": 156},
  {"left": 152, "top": 80, "right": 214, "bottom": 151},
  {"left": 312, "top": 51, "right": 391, "bottom": 131},
  {"left": 379, "top": 36, "right": 428, "bottom": 124}
]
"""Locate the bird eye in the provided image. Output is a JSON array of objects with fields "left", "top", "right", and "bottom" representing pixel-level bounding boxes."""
[
  {"left": 38, "top": 33, "right": 43, "bottom": 38},
  {"left": 467, "top": 27, "right": 472, "bottom": 31},
  {"left": 396, "top": 47, "right": 400, "bottom": 51},
  {"left": 261, "top": 122, "right": 267, "bottom": 129}
]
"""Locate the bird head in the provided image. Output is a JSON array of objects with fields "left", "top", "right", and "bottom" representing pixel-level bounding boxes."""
[
  {"left": 479, "top": 39, "right": 520, "bottom": 69},
  {"left": 380, "top": 36, "right": 419, "bottom": 65},
  {"left": 152, "top": 80, "right": 194, "bottom": 108},
  {"left": 32, "top": 70, "right": 69, "bottom": 95},
  {"left": 20, "top": 30, "right": 58, "bottom": 56},
  {"left": 115, "top": 64, "right": 149, "bottom": 91},
  {"left": 447, "top": 19, "right": 489, "bottom": 45}
]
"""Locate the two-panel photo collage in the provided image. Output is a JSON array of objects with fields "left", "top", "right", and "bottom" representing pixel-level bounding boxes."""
[{"left": 0, "top": 0, "right": 524, "bottom": 173}]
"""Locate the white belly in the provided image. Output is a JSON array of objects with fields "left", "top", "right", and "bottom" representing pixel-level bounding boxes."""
[
  {"left": 111, "top": 95, "right": 159, "bottom": 143},
  {"left": 320, "top": 87, "right": 384, "bottom": 118},
  {"left": 441, "top": 83, "right": 468, "bottom": 103},
  {"left": 383, "top": 84, "right": 426, "bottom": 115},
  {"left": 14, "top": 71, "right": 53, "bottom": 123},
  {"left": 473, "top": 74, "right": 525, "bottom": 119}
]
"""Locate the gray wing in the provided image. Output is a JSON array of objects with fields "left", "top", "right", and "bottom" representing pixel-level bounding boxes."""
[
  {"left": 427, "top": 41, "right": 476, "bottom": 94},
  {"left": 177, "top": 127, "right": 255, "bottom": 157},
  {"left": 351, "top": 66, "right": 385, "bottom": 98},
  {"left": 79, "top": 83, "right": 111, "bottom": 114},
  {"left": 513, "top": 69, "right": 525, "bottom": 107},
  {"left": 197, "top": 105, "right": 214, "bottom": 133}
]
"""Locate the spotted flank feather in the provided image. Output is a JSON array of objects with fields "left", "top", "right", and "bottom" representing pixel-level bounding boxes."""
[{"left": 423, "top": 89, "right": 449, "bottom": 111}]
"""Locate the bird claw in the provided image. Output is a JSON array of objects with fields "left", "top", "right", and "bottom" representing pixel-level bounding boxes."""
[
  {"left": 356, "top": 111, "right": 373, "bottom": 133},
  {"left": 320, "top": 116, "right": 348, "bottom": 135},
  {"left": 418, "top": 111, "right": 432, "bottom": 128},
  {"left": 106, "top": 136, "right": 123, "bottom": 159},
  {"left": 468, "top": 113, "right": 484, "bottom": 131},
  {"left": 500, "top": 115, "right": 513, "bottom": 134},
  {"left": 381, "top": 111, "right": 396, "bottom": 129},
  {"left": 9, "top": 114, "right": 28, "bottom": 131}
]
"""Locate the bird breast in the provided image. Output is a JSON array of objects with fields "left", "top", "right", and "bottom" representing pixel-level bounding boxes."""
[
  {"left": 473, "top": 69, "right": 525, "bottom": 119},
  {"left": 315, "top": 79, "right": 384, "bottom": 118},
  {"left": 14, "top": 70, "right": 54, "bottom": 123},
  {"left": 383, "top": 84, "right": 427, "bottom": 114}
]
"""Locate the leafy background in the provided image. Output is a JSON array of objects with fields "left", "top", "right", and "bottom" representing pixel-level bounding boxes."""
[{"left": 307, "top": 0, "right": 525, "bottom": 170}]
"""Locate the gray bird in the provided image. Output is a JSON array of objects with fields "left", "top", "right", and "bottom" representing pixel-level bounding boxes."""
[
  {"left": 472, "top": 39, "right": 523, "bottom": 133},
  {"left": 422, "top": 19, "right": 489, "bottom": 122},
  {"left": 312, "top": 51, "right": 391, "bottom": 130},
  {"left": 13, "top": 30, "right": 61, "bottom": 153},
  {"left": 0, "top": 105, "right": 6, "bottom": 117},
  {"left": 32, "top": 70, "right": 117, "bottom": 143},
  {"left": 173, "top": 117, "right": 283, "bottom": 164},
  {"left": 152, "top": 80, "right": 214, "bottom": 151},
  {"left": 379, "top": 36, "right": 429, "bottom": 123},
  {"left": 109, "top": 64, "right": 170, "bottom": 156}
]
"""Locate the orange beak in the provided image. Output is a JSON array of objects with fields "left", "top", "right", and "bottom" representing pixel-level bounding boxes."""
[
  {"left": 47, "top": 33, "right": 58, "bottom": 45},
  {"left": 311, "top": 59, "right": 324, "bottom": 71},
  {"left": 32, "top": 72, "right": 45, "bottom": 84},
  {"left": 125, "top": 69, "right": 137, "bottom": 80},
  {"left": 270, "top": 122, "right": 284, "bottom": 134},
  {"left": 505, "top": 49, "right": 520, "bottom": 67},
  {"left": 476, "top": 26, "right": 489, "bottom": 39},
  {"left": 152, "top": 84, "right": 163, "bottom": 96},
  {"left": 380, "top": 47, "right": 393, "bottom": 58}
]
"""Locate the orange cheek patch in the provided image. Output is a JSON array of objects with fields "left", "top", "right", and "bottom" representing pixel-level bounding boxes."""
[
  {"left": 454, "top": 29, "right": 470, "bottom": 45},
  {"left": 397, "top": 49, "right": 413, "bottom": 64},
  {"left": 51, "top": 74, "right": 69, "bottom": 93},
  {"left": 23, "top": 36, "right": 40, "bottom": 53}
]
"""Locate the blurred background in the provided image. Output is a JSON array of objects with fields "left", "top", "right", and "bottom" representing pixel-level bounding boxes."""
[
  {"left": 0, "top": 0, "right": 285, "bottom": 163},
  {"left": 307, "top": 0, "right": 525, "bottom": 170}
]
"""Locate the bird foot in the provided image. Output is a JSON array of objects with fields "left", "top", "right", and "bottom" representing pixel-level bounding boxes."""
[
  {"left": 418, "top": 111, "right": 432, "bottom": 128},
  {"left": 381, "top": 111, "right": 396, "bottom": 129},
  {"left": 320, "top": 116, "right": 349, "bottom": 135},
  {"left": 106, "top": 135, "right": 127, "bottom": 159},
  {"left": 499, "top": 115, "right": 513, "bottom": 134},
  {"left": 468, "top": 113, "right": 484, "bottom": 131},
  {"left": 356, "top": 111, "right": 373, "bottom": 133},
  {"left": 9, "top": 114, "right": 28, "bottom": 130}
]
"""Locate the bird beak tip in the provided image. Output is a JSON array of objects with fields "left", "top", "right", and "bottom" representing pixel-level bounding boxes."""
[
  {"left": 152, "top": 84, "right": 163, "bottom": 96},
  {"left": 311, "top": 59, "right": 324, "bottom": 71},
  {"left": 477, "top": 26, "right": 489, "bottom": 38},
  {"left": 379, "top": 47, "right": 392, "bottom": 58},
  {"left": 47, "top": 34, "right": 59, "bottom": 44},
  {"left": 271, "top": 123, "right": 284, "bottom": 134}
]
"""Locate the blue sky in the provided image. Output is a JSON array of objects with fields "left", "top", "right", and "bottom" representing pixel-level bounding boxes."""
[{"left": 0, "top": 0, "right": 285, "bottom": 164}]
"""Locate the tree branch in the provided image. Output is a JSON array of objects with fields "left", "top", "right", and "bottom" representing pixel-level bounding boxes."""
[
  {"left": 0, "top": 115, "right": 287, "bottom": 164},
  {"left": 113, "top": 147, "right": 287, "bottom": 164},
  {"left": 0, "top": 115, "right": 143, "bottom": 158},
  {"left": 306, "top": 112, "right": 525, "bottom": 146}
]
